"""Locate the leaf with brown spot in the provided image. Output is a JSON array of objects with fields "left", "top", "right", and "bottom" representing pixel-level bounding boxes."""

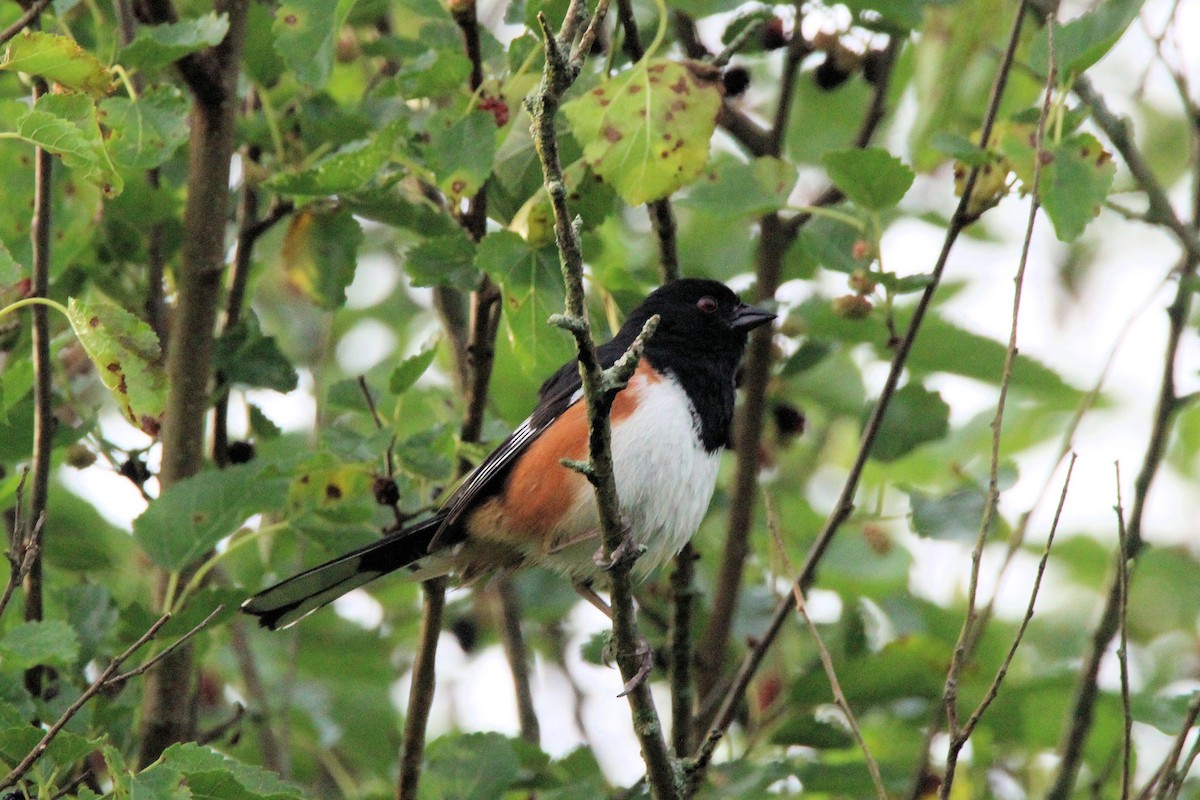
[
  {"left": 563, "top": 59, "right": 721, "bottom": 206},
  {"left": 133, "top": 463, "right": 291, "bottom": 570},
  {"left": 66, "top": 298, "right": 166, "bottom": 435}
]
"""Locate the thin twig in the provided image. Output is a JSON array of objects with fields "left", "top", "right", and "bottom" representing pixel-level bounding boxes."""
[
  {"left": 24, "top": 71, "right": 54, "bottom": 698},
  {"left": 496, "top": 578, "right": 541, "bottom": 745},
  {"left": 766, "top": 494, "right": 886, "bottom": 800},
  {"left": 689, "top": 0, "right": 1032, "bottom": 786},
  {"left": 230, "top": 620, "right": 287, "bottom": 775},
  {"left": 0, "top": 608, "right": 222, "bottom": 791},
  {"left": 529, "top": 2, "right": 677, "bottom": 797},
  {"left": 668, "top": 543, "right": 696, "bottom": 756},
  {"left": 959, "top": 454, "right": 1074, "bottom": 744},
  {"left": 397, "top": 1, "right": 505, "bottom": 794},
  {"left": 0, "top": 0, "right": 54, "bottom": 46},
  {"left": 0, "top": 505, "right": 39, "bottom": 623},
  {"left": 693, "top": 5, "right": 813, "bottom": 716},
  {"left": 1046, "top": 74, "right": 1200, "bottom": 800},
  {"left": 1140, "top": 692, "right": 1200, "bottom": 800},
  {"left": 937, "top": 26, "right": 1055, "bottom": 797},
  {"left": 1115, "top": 464, "right": 1132, "bottom": 800},
  {"left": 397, "top": 577, "right": 447, "bottom": 800}
]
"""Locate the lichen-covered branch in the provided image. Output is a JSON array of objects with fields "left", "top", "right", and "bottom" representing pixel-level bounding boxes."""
[{"left": 528, "top": 2, "right": 678, "bottom": 797}]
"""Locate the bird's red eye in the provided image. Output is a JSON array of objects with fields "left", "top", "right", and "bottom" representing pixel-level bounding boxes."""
[{"left": 697, "top": 296, "right": 718, "bottom": 314}]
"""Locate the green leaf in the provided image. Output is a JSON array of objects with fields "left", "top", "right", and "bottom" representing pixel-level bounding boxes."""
[
  {"left": 389, "top": 48, "right": 472, "bottom": 99},
  {"left": 424, "top": 109, "right": 497, "bottom": 205},
  {"left": 422, "top": 733, "right": 520, "bottom": 800},
  {"left": 0, "top": 620, "right": 79, "bottom": 670},
  {"left": 1028, "top": 0, "right": 1145, "bottom": 79},
  {"left": 248, "top": 404, "right": 283, "bottom": 439},
  {"left": 118, "top": 12, "right": 230, "bottom": 71},
  {"left": 159, "top": 742, "right": 305, "bottom": 798},
  {"left": 273, "top": 0, "right": 337, "bottom": 89},
  {"left": 389, "top": 340, "right": 439, "bottom": 395},
  {"left": 563, "top": 59, "right": 722, "bottom": 206},
  {"left": 769, "top": 716, "right": 855, "bottom": 749},
  {"left": 99, "top": 84, "right": 190, "bottom": 170},
  {"left": 1, "top": 31, "right": 114, "bottom": 97},
  {"left": 17, "top": 93, "right": 123, "bottom": 196},
  {"left": 130, "top": 764, "right": 191, "bottom": 800},
  {"left": 1038, "top": 133, "right": 1115, "bottom": 242},
  {"left": 0, "top": 240, "right": 24, "bottom": 311},
  {"left": 280, "top": 205, "right": 362, "bottom": 309},
  {"left": 213, "top": 313, "right": 299, "bottom": 393},
  {"left": 133, "top": 464, "right": 290, "bottom": 570},
  {"left": 905, "top": 485, "right": 991, "bottom": 541},
  {"left": 404, "top": 231, "right": 479, "bottom": 291},
  {"left": 821, "top": 147, "right": 915, "bottom": 210},
  {"left": 680, "top": 156, "right": 798, "bottom": 217},
  {"left": 66, "top": 297, "right": 166, "bottom": 435},
  {"left": 269, "top": 122, "right": 403, "bottom": 195},
  {"left": 867, "top": 382, "right": 950, "bottom": 462}
]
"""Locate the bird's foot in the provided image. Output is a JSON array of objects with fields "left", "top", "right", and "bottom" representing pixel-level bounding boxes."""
[
  {"left": 617, "top": 636, "right": 654, "bottom": 697},
  {"left": 593, "top": 520, "right": 643, "bottom": 572}
]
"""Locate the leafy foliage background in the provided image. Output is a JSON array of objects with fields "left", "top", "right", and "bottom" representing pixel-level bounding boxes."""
[{"left": 0, "top": 0, "right": 1197, "bottom": 798}]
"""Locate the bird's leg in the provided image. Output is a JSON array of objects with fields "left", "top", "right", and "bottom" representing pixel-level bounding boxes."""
[
  {"left": 617, "top": 639, "right": 653, "bottom": 697},
  {"left": 574, "top": 581, "right": 612, "bottom": 618},
  {"left": 592, "top": 517, "right": 644, "bottom": 572},
  {"left": 573, "top": 584, "right": 654, "bottom": 696}
]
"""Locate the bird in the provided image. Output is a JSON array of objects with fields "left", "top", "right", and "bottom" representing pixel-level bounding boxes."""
[{"left": 242, "top": 278, "right": 775, "bottom": 631}]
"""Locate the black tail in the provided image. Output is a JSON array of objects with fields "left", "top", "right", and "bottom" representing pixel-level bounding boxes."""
[{"left": 241, "top": 515, "right": 443, "bottom": 630}]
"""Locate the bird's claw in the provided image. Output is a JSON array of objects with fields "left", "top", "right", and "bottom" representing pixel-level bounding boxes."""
[
  {"left": 617, "top": 637, "right": 653, "bottom": 697},
  {"left": 593, "top": 521, "right": 643, "bottom": 572}
]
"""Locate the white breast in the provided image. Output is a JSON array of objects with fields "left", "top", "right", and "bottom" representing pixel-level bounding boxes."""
[{"left": 540, "top": 372, "right": 721, "bottom": 578}]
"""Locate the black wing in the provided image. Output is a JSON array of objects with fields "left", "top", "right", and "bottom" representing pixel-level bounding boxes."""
[{"left": 434, "top": 334, "right": 641, "bottom": 546}]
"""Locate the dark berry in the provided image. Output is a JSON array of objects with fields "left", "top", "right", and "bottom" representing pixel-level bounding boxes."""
[
  {"left": 449, "top": 617, "right": 478, "bottom": 653},
  {"left": 722, "top": 66, "right": 750, "bottom": 97},
  {"left": 814, "top": 55, "right": 852, "bottom": 91},
  {"left": 119, "top": 457, "right": 151, "bottom": 486},
  {"left": 772, "top": 402, "right": 806, "bottom": 437},
  {"left": 761, "top": 16, "right": 788, "bottom": 50},
  {"left": 863, "top": 48, "right": 888, "bottom": 86},
  {"left": 227, "top": 440, "right": 255, "bottom": 464},
  {"left": 372, "top": 476, "right": 401, "bottom": 507}
]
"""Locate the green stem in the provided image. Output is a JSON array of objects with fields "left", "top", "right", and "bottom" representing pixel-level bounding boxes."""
[
  {"left": 785, "top": 205, "right": 866, "bottom": 230},
  {"left": 171, "top": 522, "right": 290, "bottom": 613},
  {"left": 0, "top": 296, "right": 70, "bottom": 321}
]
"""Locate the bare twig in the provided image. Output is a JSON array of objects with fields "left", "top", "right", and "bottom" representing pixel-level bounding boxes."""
[
  {"left": 1046, "top": 79, "right": 1200, "bottom": 800},
  {"left": 1115, "top": 464, "right": 1132, "bottom": 800},
  {"left": 397, "top": 577, "right": 447, "bottom": 800},
  {"left": 1139, "top": 692, "right": 1200, "bottom": 800},
  {"left": 230, "top": 620, "right": 287, "bottom": 775},
  {"left": 398, "top": 3, "right": 506, "bottom": 795},
  {"left": 0, "top": 0, "right": 54, "bottom": 46},
  {"left": 938, "top": 29, "right": 1055, "bottom": 797},
  {"left": 959, "top": 456, "right": 1074, "bottom": 743},
  {"left": 529, "top": 2, "right": 677, "bottom": 797},
  {"left": 24, "top": 71, "right": 54, "bottom": 698},
  {"left": 0, "top": 606, "right": 220, "bottom": 792},
  {"left": 766, "top": 494, "right": 886, "bottom": 800},
  {"left": 0, "top": 510, "right": 39, "bottom": 622},
  {"left": 668, "top": 543, "right": 696, "bottom": 756},
  {"left": 496, "top": 578, "right": 541, "bottom": 745},
  {"left": 689, "top": 0, "right": 1032, "bottom": 786}
]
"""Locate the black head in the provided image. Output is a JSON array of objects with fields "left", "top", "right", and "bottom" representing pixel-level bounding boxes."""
[
  {"left": 614, "top": 279, "right": 775, "bottom": 451},
  {"left": 621, "top": 279, "right": 775, "bottom": 365}
]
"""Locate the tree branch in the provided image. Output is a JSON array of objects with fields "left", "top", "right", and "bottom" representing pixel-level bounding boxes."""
[
  {"left": 23, "top": 73, "right": 53, "bottom": 698},
  {"left": 529, "top": 3, "right": 677, "bottom": 797},
  {"left": 0, "top": 0, "right": 53, "bottom": 46},
  {"left": 397, "top": 576, "right": 447, "bottom": 800},
  {"left": 1046, "top": 75, "right": 1200, "bottom": 800},
  {"left": 688, "top": 0, "right": 1032, "bottom": 785},
  {"left": 496, "top": 578, "right": 541, "bottom": 745},
  {"left": 137, "top": 0, "right": 250, "bottom": 767}
]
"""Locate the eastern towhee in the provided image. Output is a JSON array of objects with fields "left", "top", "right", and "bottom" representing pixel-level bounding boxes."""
[{"left": 242, "top": 279, "right": 775, "bottom": 630}]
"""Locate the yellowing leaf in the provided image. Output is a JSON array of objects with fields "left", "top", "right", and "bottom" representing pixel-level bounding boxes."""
[
  {"left": 0, "top": 31, "right": 114, "bottom": 97},
  {"left": 280, "top": 206, "right": 363, "bottom": 309},
  {"left": 17, "top": 94, "right": 123, "bottom": 197},
  {"left": 66, "top": 298, "right": 166, "bottom": 435},
  {"left": 563, "top": 59, "right": 722, "bottom": 206}
]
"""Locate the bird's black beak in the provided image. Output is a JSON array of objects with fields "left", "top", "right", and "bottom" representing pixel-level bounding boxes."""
[{"left": 731, "top": 302, "right": 776, "bottom": 332}]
